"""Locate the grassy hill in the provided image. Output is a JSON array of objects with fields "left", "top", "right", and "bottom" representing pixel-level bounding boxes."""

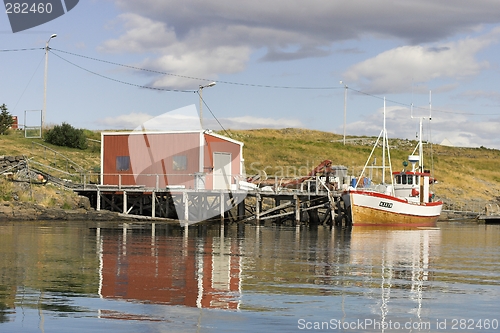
[{"left": 1, "top": 127, "right": 499, "bottom": 211}]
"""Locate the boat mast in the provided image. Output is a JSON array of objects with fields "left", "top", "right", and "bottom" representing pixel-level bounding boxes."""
[
  {"left": 419, "top": 116, "right": 423, "bottom": 172},
  {"left": 410, "top": 91, "right": 432, "bottom": 173},
  {"left": 418, "top": 91, "right": 431, "bottom": 172},
  {"left": 382, "top": 97, "right": 386, "bottom": 184}
]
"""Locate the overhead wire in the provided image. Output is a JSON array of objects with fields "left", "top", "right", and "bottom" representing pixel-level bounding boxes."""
[
  {"left": 0, "top": 47, "right": 44, "bottom": 52},
  {"left": 50, "top": 48, "right": 342, "bottom": 90},
  {"left": 11, "top": 53, "right": 46, "bottom": 114},
  {"left": 3, "top": 46, "right": 498, "bottom": 117},
  {"left": 50, "top": 48, "right": 232, "bottom": 133},
  {"left": 197, "top": 91, "right": 231, "bottom": 137},
  {"left": 348, "top": 87, "right": 499, "bottom": 116},
  {"left": 49, "top": 50, "right": 195, "bottom": 93}
]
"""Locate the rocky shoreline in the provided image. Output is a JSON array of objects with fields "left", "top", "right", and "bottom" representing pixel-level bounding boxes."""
[
  {"left": 0, "top": 201, "right": 142, "bottom": 221},
  {"left": 0, "top": 155, "right": 142, "bottom": 221}
]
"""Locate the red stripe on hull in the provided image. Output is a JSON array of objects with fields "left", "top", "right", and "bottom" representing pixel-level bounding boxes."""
[
  {"left": 350, "top": 204, "right": 439, "bottom": 227},
  {"left": 348, "top": 190, "right": 443, "bottom": 207}
]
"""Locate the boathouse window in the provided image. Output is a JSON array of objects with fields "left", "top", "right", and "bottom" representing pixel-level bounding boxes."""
[
  {"left": 116, "top": 156, "right": 130, "bottom": 172},
  {"left": 173, "top": 155, "right": 187, "bottom": 171}
]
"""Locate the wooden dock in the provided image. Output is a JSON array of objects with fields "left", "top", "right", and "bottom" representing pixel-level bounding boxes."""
[
  {"left": 75, "top": 181, "right": 349, "bottom": 226},
  {"left": 478, "top": 203, "right": 500, "bottom": 224}
]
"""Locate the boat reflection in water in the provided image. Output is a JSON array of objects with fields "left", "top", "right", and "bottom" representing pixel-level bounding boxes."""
[
  {"left": 96, "top": 223, "right": 242, "bottom": 310},
  {"left": 349, "top": 226, "right": 441, "bottom": 327}
]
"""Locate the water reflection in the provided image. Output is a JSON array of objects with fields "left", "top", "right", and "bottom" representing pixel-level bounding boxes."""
[
  {"left": 349, "top": 226, "right": 441, "bottom": 327},
  {"left": 95, "top": 223, "right": 357, "bottom": 311},
  {"left": 0, "top": 221, "right": 499, "bottom": 332},
  {"left": 97, "top": 223, "right": 242, "bottom": 310},
  {"left": 95, "top": 222, "right": 442, "bottom": 318}
]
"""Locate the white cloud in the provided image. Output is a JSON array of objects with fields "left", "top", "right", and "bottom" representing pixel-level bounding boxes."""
[
  {"left": 343, "top": 34, "right": 498, "bottom": 94},
  {"left": 97, "top": 112, "right": 153, "bottom": 129},
  {"left": 141, "top": 45, "right": 251, "bottom": 89},
  {"left": 100, "top": 13, "right": 252, "bottom": 89},
  {"left": 100, "top": 14, "right": 178, "bottom": 53},
  {"left": 339, "top": 105, "right": 500, "bottom": 149},
  {"left": 101, "top": 1, "right": 500, "bottom": 90}
]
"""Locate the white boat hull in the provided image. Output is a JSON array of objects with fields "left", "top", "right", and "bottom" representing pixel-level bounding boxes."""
[{"left": 343, "top": 190, "right": 443, "bottom": 227}]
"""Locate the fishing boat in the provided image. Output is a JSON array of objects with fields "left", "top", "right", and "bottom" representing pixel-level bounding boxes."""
[{"left": 342, "top": 97, "right": 443, "bottom": 227}]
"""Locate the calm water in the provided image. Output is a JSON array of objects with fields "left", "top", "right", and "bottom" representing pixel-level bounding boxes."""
[{"left": 0, "top": 220, "right": 499, "bottom": 332}]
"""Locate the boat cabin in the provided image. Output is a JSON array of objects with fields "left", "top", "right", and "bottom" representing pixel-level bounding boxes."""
[{"left": 393, "top": 156, "right": 433, "bottom": 204}]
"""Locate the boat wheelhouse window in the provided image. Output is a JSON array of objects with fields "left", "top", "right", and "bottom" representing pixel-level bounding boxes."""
[
  {"left": 402, "top": 174, "right": 407, "bottom": 184},
  {"left": 407, "top": 175, "right": 413, "bottom": 185},
  {"left": 395, "top": 175, "right": 401, "bottom": 184}
]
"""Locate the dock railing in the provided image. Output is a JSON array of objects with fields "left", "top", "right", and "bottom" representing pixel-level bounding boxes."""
[{"left": 24, "top": 166, "right": 343, "bottom": 195}]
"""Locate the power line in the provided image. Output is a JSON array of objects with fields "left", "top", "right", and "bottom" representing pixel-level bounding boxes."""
[
  {"left": 50, "top": 50, "right": 195, "bottom": 93},
  {"left": 348, "top": 87, "right": 500, "bottom": 116},
  {"left": 50, "top": 48, "right": 341, "bottom": 90},
  {"left": 6, "top": 46, "right": 495, "bottom": 116},
  {"left": 50, "top": 48, "right": 500, "bottom": 116},
  {"left": 0, "top": 47, "right": 44, "bottom": 52},
  {"left": 197, "top": 91, "right": 231, "bottom": 137},
  {"left": 11, "top": 53, "right": 45, "bottom": 114}
]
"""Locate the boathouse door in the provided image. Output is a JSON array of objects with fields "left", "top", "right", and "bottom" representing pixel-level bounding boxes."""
[{"left": 213, "top": 152, "right": 232, "bottom": 190}]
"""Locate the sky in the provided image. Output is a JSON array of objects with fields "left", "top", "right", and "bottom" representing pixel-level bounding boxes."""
[{"left": 2, "top": 0, "right": 500, "bottom": 148}]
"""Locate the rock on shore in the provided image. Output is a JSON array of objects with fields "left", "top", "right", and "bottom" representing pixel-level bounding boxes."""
[{"left": 0, "top": 201, "right": 139, "bottom": 221}]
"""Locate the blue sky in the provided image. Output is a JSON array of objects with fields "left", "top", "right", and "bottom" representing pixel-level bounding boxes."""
[{"left": 2, "top": 0, "right": 500, "bottom": 148}]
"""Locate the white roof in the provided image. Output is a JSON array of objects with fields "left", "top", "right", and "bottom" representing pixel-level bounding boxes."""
[{"left": 101, "top": 130, "right": 243, "bottom": 146}]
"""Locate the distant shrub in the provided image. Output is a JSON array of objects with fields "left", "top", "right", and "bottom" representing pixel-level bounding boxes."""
[{"left": 45, "top": 122, "right": 88, "bottom": 150}]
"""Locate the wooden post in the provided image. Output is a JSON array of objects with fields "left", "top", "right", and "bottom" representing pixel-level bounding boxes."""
[
  {"left": 184, "top": 192, "right": 189, "bottom": 221},
  {"left": 256, "top": 193, "right": 261, "bottom": 223},
  {"left": 220, "top": 191, "right": 225, "bottom": 222},
  {"left": 294, "top": 194, "right": 300, "bottom": 224},
  {"left": 97, "top": 188, "right": 101, "bottom": 211},
  {"left": 152, "top": 191, "right": 156, "bottom": 218},
  {"left": 123, "top": 190, "right": 127, "bottom": 214}
]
